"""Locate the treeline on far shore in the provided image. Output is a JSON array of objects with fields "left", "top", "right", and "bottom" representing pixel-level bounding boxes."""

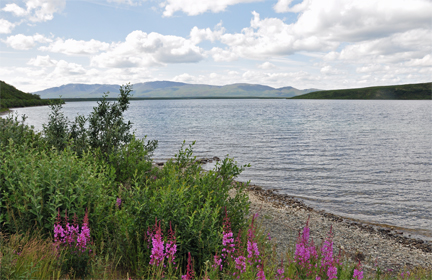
[
  {"left": 0, "top": 81, "right": 63, "bottom": 111},
  {"left": 290, "top": 82, "right": 432, "bottom": 100}
]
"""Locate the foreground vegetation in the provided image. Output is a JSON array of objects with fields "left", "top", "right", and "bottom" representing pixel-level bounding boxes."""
[
  {"left": 1, "top": 84, "right": 430, "bottom": 279},
  {"left": 0, "top": 80, "right": 63, "bottom": 111},
  {"left": 290, "top": 82, "right": 431, "bottom": 100}
]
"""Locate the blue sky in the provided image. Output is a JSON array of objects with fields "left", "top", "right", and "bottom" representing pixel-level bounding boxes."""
[{"left": 1, "top": 0, "right": 431, "bottom": 92}]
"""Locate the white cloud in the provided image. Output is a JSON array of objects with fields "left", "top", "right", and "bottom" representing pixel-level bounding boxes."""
[
  {"left": 27, "top": 55, "right": 57, "bottom": 67},
  {"left": 39, "top": 38, "right": 110, "bottom": 55},
  {"left": 189, "top": 23, "right": 225, "bottom": 44},
  {"left": 0, "top": 19, "right": 16, "bottom": 34},
  {"left": 2, "top": 0, "right": 65, "bottom": 22},
  {"left": 274, "top": 0, "right": 309, "bottom": 13},
  {"left": 52, "top": 60, "right": 86, "bottom": 75},
  {"left": 26, "top": 0, "right": 66, "bottom": 22},
  {"left": 2, "top": 3, "right": 28, "bottom": 16},
  {"left": 173, "top": 73, "right": 196, "bottom": 83},
  {"left": 258, "top": 62, "right": 276, "bottom": 69},
  {"left": 106, "top": 0, "right": 139, "bottom": 5},
  {"left": 208, "top": 47, "right": 238, "bottom": 62},
  {"left": 320, "top": 65, "right": 341, "bottom": 75},
  {"left": 216, "top": 11, "right": 337, "bottom": 59},
  {"left": 91, "top": 30, "right": 204, "bottom": 68},
  {"left": 290, "top": 0, "right": 432, "bottom": 42},
  {"left": 406, "top": 54, "right": 432, "bottom": 67},
  {"left": 161, "top": 0, "right": 262, "bottom": 17},
  {"left": 356, "top": 64, "right": 389, "bottom": 73},
  {"left": 4, "top": 33, "right": 52, "bottom": 50},
  {"left": 330, "top": 29, "right": 430, "bottom": 64}
]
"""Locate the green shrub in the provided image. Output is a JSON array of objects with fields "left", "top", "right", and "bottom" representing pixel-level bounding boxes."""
[
  {"left": 0, "top": 139, "right": 115, "bottom": 237},
  {"left": 0, "top": 113, "right": 45, "bottom": 149},
  {"left": 42, "top": 101, "right": 70, "bottom": 151},
  {"left": 112, "top": 142, "right": 250, "bottom": 276}
]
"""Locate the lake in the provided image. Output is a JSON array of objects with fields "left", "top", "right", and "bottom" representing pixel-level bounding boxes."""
[{"left": 7, "top": 99, "right": 432, "bottom": 240}]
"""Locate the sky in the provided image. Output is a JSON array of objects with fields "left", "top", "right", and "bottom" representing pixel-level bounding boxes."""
[{"left": 0, "top": 0, "right": 431, "bottom": 93}]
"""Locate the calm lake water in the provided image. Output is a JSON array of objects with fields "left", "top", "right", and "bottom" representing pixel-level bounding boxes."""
[{"left": 7, "top": 99, "right": 432, "bottom": 240}]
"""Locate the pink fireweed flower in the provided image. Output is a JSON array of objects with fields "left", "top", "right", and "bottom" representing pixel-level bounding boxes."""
[
  {"left": 353, "top": 268, "right": 364, "bottom": 280},
  {"left": 165, "top": 221, "right": 177, "bottom": 264},
  {"left": 235, "top": 256, "right": 246, "bottom": 274},
  {"left": 222, "top": 231, "right": 235, "bottom": 257},
  {"left": 213, "top": 253, "right": 223, "bottom": 271},
  {"left": 222, "top": 208, "right": 235, "bottom": 259},
  {"left": 182, "top": 252, "right": 195, "bottom": 280},
  {"left": 352, "top": 260, "right": 364, "bottom": 280},
  {"left": 294, "top": 220, "right": 318, "bottom": 269},
  {"left": 256, "top": 266, "right": 266, "bottom": 280},
  {"left": 327, "top": 266, "right": 337, "bottom": 280},
  {"left": 77, "top": 210, "right": 91, "bottom": 252},
  {"left": 116, "top": 197, "right": 122, "bottom": 208},
  {"left": 149, "top": 226, "right": 165, "bottom": 266},
  {"left": 276, "top": 259, "right": 284, "bottom": 280},
  {"left": 53, "top": 209, "right": 91, "bottom": 254},
  {"left": 247, "top": 240, "right": 260, "bottom": 258}
]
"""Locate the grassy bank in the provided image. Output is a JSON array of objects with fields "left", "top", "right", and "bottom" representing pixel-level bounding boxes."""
[
  {"left": 290, "top": 82, "right": 432, "bottom": 100},
  {"left": 1, "top": 84, "right": 430, "bottom": 279},
  {"left": 0, "top": 80, "right": 63, "bottom": 110}
]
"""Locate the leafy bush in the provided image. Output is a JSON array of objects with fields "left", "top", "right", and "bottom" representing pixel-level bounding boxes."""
[
  {"left": 0, "top": 113, "right": 45, "bottom": 149},
  {"left": 43, "top": 101, "right": 70, "bottom": 152},
  {"left": 112, "top": 142, "right": 250, "bottom": 275},
  {"left": 0, "top": 138, "right": 115, "bottom": 237},
  {"left": 41, "top": 83, "right": 157, "bottom": 182}
]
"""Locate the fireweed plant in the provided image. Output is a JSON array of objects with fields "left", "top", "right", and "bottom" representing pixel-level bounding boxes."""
[
  {"left": 1, "top": 85, "right": 431, "bottom": 279},
  {"left": 53, "top": 209, "right": 94, "bottom": 278}
]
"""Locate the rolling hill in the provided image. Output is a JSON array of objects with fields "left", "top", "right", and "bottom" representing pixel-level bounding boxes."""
[
  {"left": 290, "top": 82, "right": 431, "bottom": 100},
  {"left": 0, "top": 81, "right": 63, "bottom": 110},
  {"left": 34, "top": 81, "right": 319, "bottom": 99}
]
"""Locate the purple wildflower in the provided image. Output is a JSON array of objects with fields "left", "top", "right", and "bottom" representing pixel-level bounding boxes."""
[
  {"left": 235, "top": 256, "right": 246, "bottom": 274},
  {"left": 276, "top": 259, "right": 284, "bottom": 280},
  {"left": 182, "top": 252, "right": 195, "bottom": 280},
  {"left": 149, "top": 223, "right": 165, "bottom": 266},
  {"left": 212, "top": 253, "right": 223, "bottom": 271},
  {"left": 116, "top": 197, "right": 122, "bottom": 208},
  {"left": 353, "top": 268, "right": 364, "bottom": 280},
  {"left": 353, "top": 260, "right": 364, "bottom": 280},
  {"left": 327, "top": 266, "right": 337, "bottom": 280},
  {"left": 256, "top": 266, "right": 266, "bottom": 280},
  {"left": 165, "top": 222, "right": 177, "bottom": 264}
]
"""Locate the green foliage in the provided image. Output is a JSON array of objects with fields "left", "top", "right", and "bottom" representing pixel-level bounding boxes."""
[
  {"left": 1, "top": 82, "right": 252, "bottom": 278},
  {"left": 42, "top": 101, "right": 70, "bottom": 151},
  {"left": 0, "top": 139, "right": 115, "bottom": 237},
  {"left": 87, "top": 84, "right": 134, "bottom": 157},
  {"left": 0, "top": 80, "right": 63, "bottom": 109},
  {"left": 107, "top": 135, "right": 156, "bottom": 183},
  {"left": 0, "top": 113, "right": 45, "bottom": 149},
  {"left": 112, "top": 142, "right": 250, "bottom": 275},
  {"left": 291, "top": 82, "right": 432, "bottom": 100},
  {"left": 0, "top": 80, "right": 42, "bottom": 100}
]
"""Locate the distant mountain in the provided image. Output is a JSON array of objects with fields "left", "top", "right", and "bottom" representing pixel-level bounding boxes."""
[
  {"left": 290, "top": 82, "right": 432, "bottom": 100},
  {"left": 34, "top": 81, "right": 319, "bottom": 99},
  {"left": 34, "top": 83, "right": 120, "bottom": 98}
]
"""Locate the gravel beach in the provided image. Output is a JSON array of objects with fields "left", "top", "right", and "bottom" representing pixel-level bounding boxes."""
[{"left": 246, "top": 184, "right": 432, "bottom": 274}]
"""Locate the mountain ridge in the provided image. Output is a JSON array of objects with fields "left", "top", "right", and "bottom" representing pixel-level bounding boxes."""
[{"left": 34, "top": 81, "right": 319, "bottom": 99}]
